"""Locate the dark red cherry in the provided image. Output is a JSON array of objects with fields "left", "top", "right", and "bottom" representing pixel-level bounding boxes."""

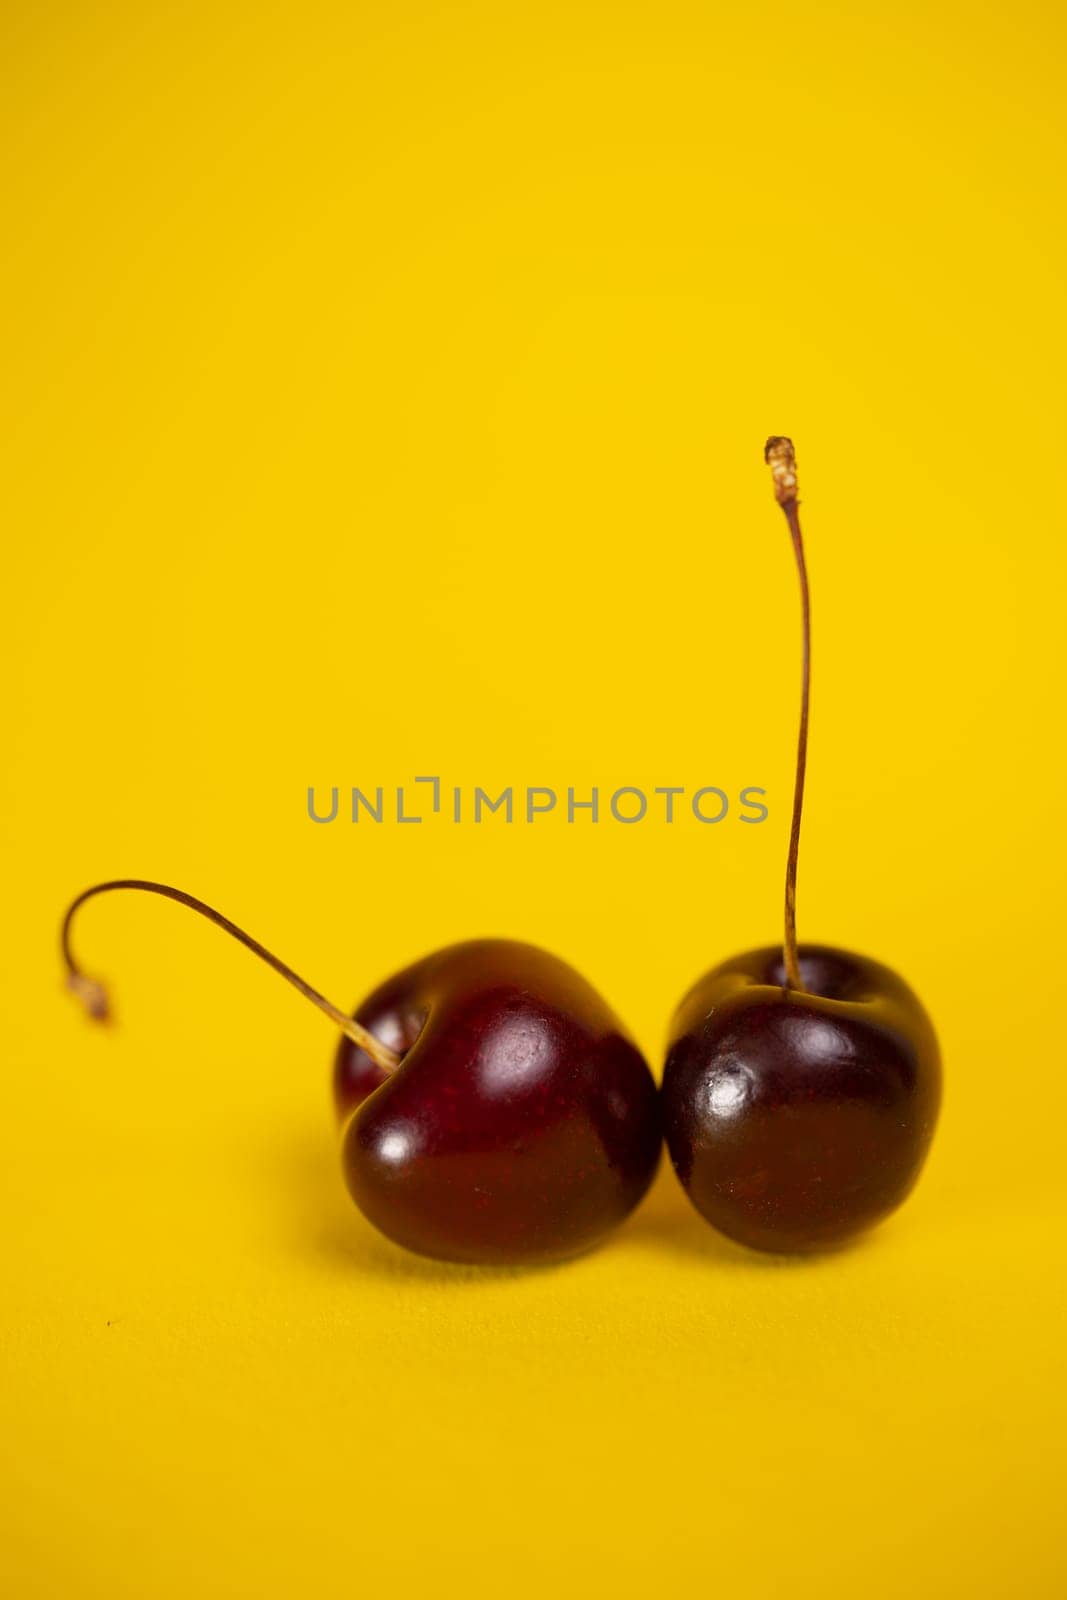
[
  {"left": 662, "top": 943, "right": 940, "bottom": 1252},
  {"left": 61, "top": 888, "right": 660, "bottom": 1268},
  {"left": 662, "top": 439, "right": 942, "bottom": 1252},
  {"left": 334, "top": 939, "right": 661, "bottom": 1264}
]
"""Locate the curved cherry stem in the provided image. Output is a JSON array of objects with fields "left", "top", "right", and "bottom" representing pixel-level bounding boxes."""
[
  {"left": 60, "top": 879, "right": 401, "bottom": 1074},
  {"left": 765, "top": 438, "right": 809, "bottom": 994}
]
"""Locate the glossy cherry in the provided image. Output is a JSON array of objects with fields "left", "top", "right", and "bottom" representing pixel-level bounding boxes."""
[
  {"left": 61, "top": 883, "right": 660, "bottom": 1264},
  {"left": 333, "top": 939, "right": 660, "bottom": 1263},
  {"left": 661, "top": 440, "right": 941, "bottom": 1252}
]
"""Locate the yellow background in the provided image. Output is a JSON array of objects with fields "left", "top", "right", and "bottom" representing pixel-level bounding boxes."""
[{"left": 2, "top": 4, "right": 1065, "bottom": 1595}]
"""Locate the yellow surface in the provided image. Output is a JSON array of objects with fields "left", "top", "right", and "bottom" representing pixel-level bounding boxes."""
[{"left": 2, "top": 5, "right": 1065, "bottom": 1596}]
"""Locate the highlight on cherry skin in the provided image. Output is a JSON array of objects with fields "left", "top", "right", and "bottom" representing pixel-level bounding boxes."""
[
  {"left": 660, "top": 440, "right": 942, "bottom": 1254},
  {"left": 60, "top": 882, "right": 661, "bottom": 1265}
]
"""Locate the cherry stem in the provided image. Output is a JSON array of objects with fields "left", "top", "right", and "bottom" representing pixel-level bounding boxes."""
[
  {"left": 60, "top": 879, "right": 401, "bottom": 1075},
  {"left": 764, "top": 437, "right": 809, "bottom": 994}
]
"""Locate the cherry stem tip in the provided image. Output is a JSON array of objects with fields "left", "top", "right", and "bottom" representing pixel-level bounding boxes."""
[
  {"left": 764, "top": 436, "right": 799, "bottom": 506},
  {"left": 66, "top": 971, "right": 112, "bottom": 1023}
]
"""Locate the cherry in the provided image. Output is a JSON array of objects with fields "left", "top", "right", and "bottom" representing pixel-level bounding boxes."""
[
  {"left": 661, "top": 440, "right": 941, "bottom": 1253},
  {"left": 333, "top": 939, "right": 660, "bottom": 1262},
  {"left": 61, "top": 884, "right": 660, "bottom": 1264}
]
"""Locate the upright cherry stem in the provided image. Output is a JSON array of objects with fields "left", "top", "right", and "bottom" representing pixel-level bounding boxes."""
[
  {"left": 60, "top": 879, "right": 401, "bottom": 1074},
  {"left": 765, "top": 437, "right": 809, "bottom": 994}
]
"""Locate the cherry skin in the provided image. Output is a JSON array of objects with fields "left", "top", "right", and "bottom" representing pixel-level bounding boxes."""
[
  {"left": 334, "top": 939, "right": 661, "bottom": 1264},
  {"left": 661, "top": 943, "right": 941, "bottom": 1252}
]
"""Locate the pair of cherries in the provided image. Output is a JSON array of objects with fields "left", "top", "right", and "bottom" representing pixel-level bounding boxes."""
[{"left": 62, "top": 442, "right": 941, "bottom": 1264}]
